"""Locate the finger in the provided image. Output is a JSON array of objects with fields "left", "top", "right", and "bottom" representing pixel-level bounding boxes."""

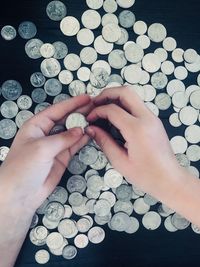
[
  {"left": 56, "top": 134, "right": 90, "bottom": 167},
  {"left": 57, "top": 102, "right": 95, "bottom": 126},
  {"left": 39, "top": 128, "right": 84, "bottom": 158},
  {"left": 86, "top": 126, "right": 128, "bottom": 169},
  {"left": 93, "top": 86, "right": 148, "bottom": 117},
  {"left": 30, "top": 95, "right": 91, "bottom": 134},
  {"left": 87, "top": 104, "right": 135, "bottom": 140}
]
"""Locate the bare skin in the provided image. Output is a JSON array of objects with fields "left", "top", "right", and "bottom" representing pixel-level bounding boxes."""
[{"left": 0, "top": 87, "right": 199, "bottom": 267}]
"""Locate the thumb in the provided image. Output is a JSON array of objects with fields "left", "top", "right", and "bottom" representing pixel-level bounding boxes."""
[
  {"left": 85, "top": 126, "right": 127, "bottom": 168},
  {"left": 42, "top": 127, "right": 83, "bottom": 158}
]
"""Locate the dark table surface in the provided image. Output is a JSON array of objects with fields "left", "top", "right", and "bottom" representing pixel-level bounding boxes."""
[{"left": 0, "top": 0, "right": 200, "bottom": 267}]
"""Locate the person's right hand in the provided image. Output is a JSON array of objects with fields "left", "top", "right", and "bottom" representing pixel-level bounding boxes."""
[{"left": 86, "top": 86, "right": 188, "bottom": 199}]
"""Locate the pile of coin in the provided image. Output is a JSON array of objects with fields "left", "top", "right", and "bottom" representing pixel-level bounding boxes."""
[{"left": 0, "top": 0, "right": 200, "bottom": 264}]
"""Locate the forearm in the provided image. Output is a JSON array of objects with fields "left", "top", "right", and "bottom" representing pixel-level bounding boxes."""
[
  {"left": 153, "top": 167, "right": 200, "bottom": 227},
  {"left": 0, "top": 189, "right": 34, "bottom": 267}
]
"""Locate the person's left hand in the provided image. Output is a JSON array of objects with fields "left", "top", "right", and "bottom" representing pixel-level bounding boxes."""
[{"left": 0, "top": 95, "right": 91, "bottom": 213}]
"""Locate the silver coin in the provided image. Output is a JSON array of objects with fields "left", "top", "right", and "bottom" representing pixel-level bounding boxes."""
[
  {"left": 77, "top": 67, "right": 91, "bottom": 82},
  {"left": 186, "top": 145, "right": 200, "bottom": 162},
  {"left": 172, "top": 48, "right": 184, "bottom": 63},
  {"left": 30, "top": 72, "right": 46, "bottom": 87},
  {"left": 142, "top": 211, "right": 161, "bottom": 230},
  {"left": 49, "top": 124, "right": 66, "bottom": 135},
  {"left": 44, "top": 78, "right": 62, "bottom": 96},
  {"left": 179, "top": 106, "right": 198, "bottom": 126},
  {"left": 113, "top": 200, "right": 133, "bottom": 215},
  {"left": 81, "top": 10, "right": 101, "bottom": 30},
  {"left": 62, "top": 245, "right": 77, "bottom": 260},
  {"left": 154, "top": 47, "right": 168, "bottom": 62},
  {"left": 172, "top": 91, "right": 188, "bottom": 109},
  {"left": 18, "top": 21, "right": 37, "bottom": 39},
  {"left": 102, "top": 23, "right": 121, "bottom": 43},
  {"left": 46, "top": 1, "right": 67, "bottom": 21},
  {"left": 171, "top": 213, "right": 190, "bottom": 230},
  {"left": 50, "top": 239, "right": 68, "bottom": 256},
  {"left": 151, "top": 72, "right": 168, "bottom": 89},
  {"left": 163, "top": 37, "right": 177, "bottom": 52},
  {"left": 79, "top": 145, "right": 98, "bottom": 165},
  {"left": 164, "top": 216, "right": 177, "bottom": 232},
  {"left": 66, "top": 174, "right": 87, "bottom": 192},
  {"left": 184, "top": 125, "right": 200, "bottom": 144},
  {"left": 85, "top": 169, "right": 99, "bottom": 181},
  {"left": 110, "top": 212, "right": 131, "bottom": 232},
  {"left": 2, "top": 80, "right": 22, "bottom": 100},
  {"left": 1, "top": 25, "right": 17, "bottom": 41},
  {"left": 125, "top": 217, "right": 140, "bottom": 234},
  {"left": 77, "top": 28, "right": 94, "bottom": 46},
  {"left": 80, "top": 47, "right": 98, "bottom": 65},
  {"left": 74, "top": 234, "right": 89, "bottom": 249},
  {"left": 184, "top": 48, "right": 198, "bottom": 64},
  {"left": 40, "top": 43, "right": 55, "bottom": 58},
  {"left": 87, "top": 175, "right": 104, "bottom": 192},
  {"left": 161, "top": 60, "right": 175, "bottom": 75},
  {"left": 133, "top": 20, "right": 147, "bottom": 35},
  {"left": 31, "top": 88, "right": 47, "bottom": 103},
  {"left": 46, "top": 232, "right": 64, "bottom": 250},
  {"left": 142, "top": 53, "right": 161, "bottom": 73},
  {"left": 44, "top": 201, "right": 65, "bottom": 222},
  {"left": 119, "top": 10, "right": 136, "bottom": 28},
  {"left": 35, "top": 250, "right": 50, "bottom": 264},
  {"left": 65, "top": 113, "right": 88, "bottom": 131},
  {"left": 17, "top": 95, "right": 33, "bottom": 110},
  {"left": 60, "top": 16, "right": 80, "bottom": 36},
  {"left": 0, "top": 101, "right": 18, "bottom": 118},
  {"left": 90, "top": 151, "right": 108, "bottom": 170},
  {"left": 124, "top": 64, "right": 142, "bottom": 84},
  {"left": 25, "top": 38, "right": 43, "bottom": 59},
  {"left": 40, "top": 58, "right": 61, "bottom": 78},
  {"left": 48, "top": 186, "right": 68, "bottom": 204},
  {"left": 86, "top": 0, "right": 103, "bottom": 9},
  {"left": 133, "top": 198, "right": 150, "bottom": 215},
  {"left": 116, "top": 184, "right": 132, "bottom": 201},
  {"left": 63, "top": 205, "right": 73, "bottom": 218},
  {"left": 94, "top": 35, "right": 113, "bottom": 55},
  {"left": 94, "top": 213, "right": 112, "bottom": 225},
  {"left": 76, "top": 217, "right": 92, "bottom": 232},
  {"left": 136, "top": 35, "right": 151, "bottom": 49},
  {"left": 72, "top": 197, "right": 89, "bottom": 216},
  {"left": 190, "top": 90, "right": 200, "bottom": 109},
  {"left": 68, "top": 192, "right": 84, "bottom": 207},
  {"left": 0, "top": 119, "right": 17, "bottom": 139},
  {"left": 90, "top": 68, "right": 110, "bottom": 88},
  {"left": 94, "top": 199, "right": 111, "bottom": 216},
  {"left": 103, "top": 0, "right": 118, "bottom": 13},
  {"left": 15, "top": 110, "right": 34, "bottom": 128},
  {"left": 124, "top": 42, "right": 144, "bottom": 63},
  {"left": 148, "top": 23, "right": 167, "bottom": 42},
  {"left": 115, "top": 27, "right": 129, "bottom": 45},
  {"left": 155, "top": 93, "right": 171, "bottom": 110},
  {"left": 108, "top": 49, "right": 127, "bottom": 69},
  {"left": 116, "top": 0, "right": 135, "bottom": 8},
  {"left": 68, "top": 80, "right": 86, "bottom": 97},
  {"left": 99, "top": 191, "right": 116, "bottom": 207},
  {"left": 0, "top": 146, "right": 10, "bottom": 161},
  {"left": 88, "top": 226, "right": 105, "bottom": 244},
  {"left": 58, "top": 219, "right": 78, "bottom": 238},
  {"left": 64, "top": 53, "right": 81, "bottom": 71},
  {"left": 170, "top": 136, "right": 188, "bottom": 154},
  {"left": 53, "top": 41, "right": 68, "bottom": 59},
  {"left": 42, "top": 216, "right": 59, "bottom": 230},
  {"left": 92, "top": 60, "right": 111, "bottom": 75}
]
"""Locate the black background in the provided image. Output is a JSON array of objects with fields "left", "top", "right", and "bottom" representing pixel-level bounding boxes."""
[{"left": 0, "top": 0, "right": 200, "bottom": 267}]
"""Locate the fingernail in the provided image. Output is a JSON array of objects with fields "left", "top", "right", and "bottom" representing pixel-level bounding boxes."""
[
  {"left": 85, "top": 127, "right": 95, "bottom": 137},
  {"left": 70, "top": 128, "right": 83, "bottom": 137}
]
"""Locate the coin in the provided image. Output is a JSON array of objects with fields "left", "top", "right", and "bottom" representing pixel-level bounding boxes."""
[
  {"left": 88, "top": 226, "right": 105, "bottom": 243},
  {"left": 46, "top": 1, "right": 67, "bottom": 21},
  {"left": 60, "top": 16, "right": 80, "bottom": 36},
  {"left": 163, "top": 37, "right": 177, "bottom": 52},
  {"left": 2, "top": 80, "right": 22, "bottom": 101},
  {"left": 18, "top": 21, "right": 37, "bottom": 39},
  {"left": 104, "top": 169, "right": 123, "bottom": 188},
  {"left": 80, "top": 47, "right": 98, "bottom": 65},
  {"left": 67, "top": 157, "right": 87, "bottom": 175},
  {"left": 77, "top": 28, "right": 94, "bottom": 46},
  {"left": 125, "top": 217, "right": 140, "bottom": 234},
  {"left": 142, "top": 211, "right": 161, "bottom": 230},
  {"left": 66, "top": 175, "right": 87, "bottom": 193},
  {"left": 164, "top": 216, "right": 178, "bottom": 232},
  {"left": 185, "top": 125, "right": 200, "bottom": 144},
  {"left": 116, "top": 0, "right": 135, "bottom": 8},
  {"left": 179, "top": 106, "right": 198, "bottom": 126},
  {"left": 31, "top": 88, "right": 47, "bottom": 103},
  {"left": 64, "top": 53, "right": 81, "bottom": 71},
  {"left": 58, "top": 219, "right": 78, "bottom": 238},
  {"left": 25, "top": 38, "right": 43, "bottom": 59},
  {"left": 184, "top": 48, "right": 198, "bottom": 64},
  {"left": 142, "top": 53, "right": 161, "bottom": 73},
  {"left": 77, "top": 67, "right": 91, "bottom": 82},
  {"left": 74, "top": 234, "right": 89, "bottom": 249},
  {"left": 58, "top": 70, "right": 73, "bottom": 85},
  {"left": 119, "top": 10, "right": 136, "bottom": 28},
  {"left": 124, "top": 64, "right": 142, "bottom": 84},
  {"left": 154, "top": 93, "right": 171, "bottom": 110},
  {"left": 136, "top": 35, "right": 150, "bottom": 49},
  {"left": 53, "top": 41, "right": 68, "bottom": 59},
  {"left": 44, "top": 78, "right": 62, "bottom": 96},
  {"left": 48, "top": 186, "right": 68, "bottom": 204},
  {"left": 17, "top": 95, "right": 33, "bottom": 110},
  {"left": 133, "top": 20, "right": 147, "bottom": 35},
  {"left": 1, "top": 25, "right": 17, "bottom": 41},
  {"left": 174, "top": 66, "right": 188, "bottom": 80},
  {"left": 172, "top": 48, "right": 184, "bottom": 63},
  {"left": 40, "top": 58, "right": 61, "bottom": 78},
  {"left": 46, "top": 232, "right": 64, "bottom": 250},
  {"left": 103, "top": 0, "right": 118, "bottom": 13},
  {"left": 110, "top": 212, "right": 131, "bottom": 232},
  {"left": 102, "top": 23, "right": 121, "bottom": 42},
  {"left": 0, "top": 119, "right": 17, "bottom": 139},
  {"left": 65, "top": 112, "right": 88, "bottom": 131},
  {"left": 115, "top": 27, "right": 129, "bottom": 45},
  {"left": 44, "top": 201, "right": 65, "bottom": 222},
  {"left": 0, "top": 101, "right": 18, "bottom": 118},
  {"left": 148, "top": 23, "right": 167, "bottom": 43},
  {"left": 154, "top": 47, "right": 168, "bottom": 62},
  {"left": 86, "top": 0, "right": 103, "bottom": 9},
  {"left": 35, "top": 250, "right": 50, "bottom": 264},
  {"left": 171, "top": 213, "right": 190, "bottom": 230},
  {"left": 190, "top": 90, "right": 200, "bottom": 109},
  {"left": 94, "top": 199, "right": 111, "bottom": 216},
  {"left": 68, "top": 192, "right": 84, "bottom": 207},
  {"left": 0, "top": 146, "right": 10, "bottom": 161},
  {"left": 90, "top": 68, "right": 109, "bottom": 88},
  {"left": 81, "top": 10, "right": 101, "bottom": 30},
  {"left": 124, "top": 42, "right": 144, "bottom": 63},
  {"left": 62, "top": 245, "right": 77, "bottom": 260},
  {"left": 79, "top": 145, "right": 98, "bottom": 165},
  {"left": 40, "top": 43, "right": 55, "bottom": 58},
  {"left": 30, "top": 72, "right": 46, "bottom": 87},
  {"left": 133, "top": 198, "right": 150, "bottom": 215},
  {"left": 76, "top": 217, "right": 92, "bottom": 232},
  {"left": 170, "top": 136, "right": 188, "bottom": 154},
  {"left": 94, "top": 35, "right": 114, "bottom": 55},
  {"left": 15, "top": 110, "right": 34, "bottom": 128},
  {"left": 53, "top": 93, "right": 71, "bottom": 104}
]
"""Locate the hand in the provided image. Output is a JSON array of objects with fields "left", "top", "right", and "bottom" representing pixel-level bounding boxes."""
[
  {"left": 0, "top": 95, "right": 91, "bottom": 213},
  {"left": 86, "top": 86, "right": 187, "bottom": 198}
]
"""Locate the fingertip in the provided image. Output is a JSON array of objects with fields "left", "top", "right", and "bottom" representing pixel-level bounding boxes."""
[
  {"left": 68, "top": 127, "right": 83, "bottom": 137},
  {"left": 85, "top": 126, "right": 95, "bottom": 138}
]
